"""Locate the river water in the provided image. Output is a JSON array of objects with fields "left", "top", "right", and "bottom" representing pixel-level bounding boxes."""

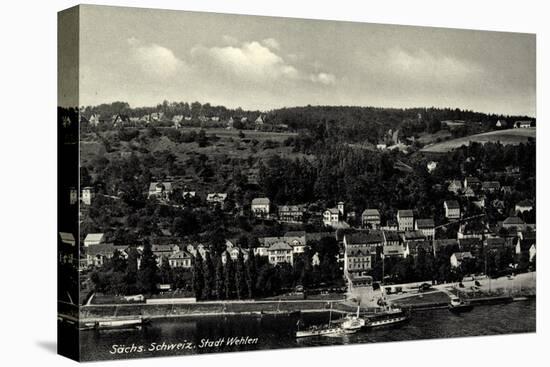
[{"left": 76, "top": 299, "right": 535, "bottom": 361}]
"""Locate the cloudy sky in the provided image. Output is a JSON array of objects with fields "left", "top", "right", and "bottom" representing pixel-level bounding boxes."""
[{"left": 78, "top": 5, "right": 536, "bottom": 116}]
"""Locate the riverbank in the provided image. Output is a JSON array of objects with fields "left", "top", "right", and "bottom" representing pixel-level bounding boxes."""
[
  {"left": 75, "top": 272, "right": 535, "bottom": 323},
  {"left": 384, "top": 272, "right": 536, "bottom": 310}
]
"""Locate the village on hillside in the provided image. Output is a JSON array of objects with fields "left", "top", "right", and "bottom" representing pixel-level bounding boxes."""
[{"left": 58, "top": 102, "right": 536, "bottom": 306}]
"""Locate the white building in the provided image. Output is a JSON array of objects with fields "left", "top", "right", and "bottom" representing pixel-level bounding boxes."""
[
  {"left": 397, "top": 210, "right": 414, "bottom": 231},
  {"left": 169, "top": 250, "right": 193, "bottom": 269},
  {"left": 148, "top": 182, "right": 173, "bottom": 201},
  {"left": 206, "top": 193, "right": 227, "bottom": 206},
  {"left": 81, "top": 186, "right": 94, "bottom": 205},
  {"left": 323, "top": 208, "right": 340, "bottom": 226},
  {"left": 267, "top": 242, "right": 293, "bottom": 266},
  {"left": 251, "top": 197, "right": 270, "bottom": 217}
]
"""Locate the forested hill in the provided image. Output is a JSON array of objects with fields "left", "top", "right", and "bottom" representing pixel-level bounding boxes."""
[
  {"left": 77, "top": 101, "right": 535, "bottom": 145},
  {"left": 266, "top": 105, "right": 535, "bottom": 144},
  {"left": 267, "top": 105, "right": 533, "bottom": 129}
]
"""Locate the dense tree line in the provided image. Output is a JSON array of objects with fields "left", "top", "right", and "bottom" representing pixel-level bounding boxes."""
[{"left": 91, "top": 236, "right": 343, "bottom": 299}]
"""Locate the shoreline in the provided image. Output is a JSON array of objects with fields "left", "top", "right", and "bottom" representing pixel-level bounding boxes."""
[{"left": 75, "top": 293, "right": 535, "bottom": 324}]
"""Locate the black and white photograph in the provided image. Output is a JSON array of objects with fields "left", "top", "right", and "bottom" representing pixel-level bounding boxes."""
[{"left": 54, "top": 4, "right": 539, "bottom": 362}]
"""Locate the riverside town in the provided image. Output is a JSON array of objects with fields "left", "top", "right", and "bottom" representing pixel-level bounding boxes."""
[
  {"left": 58, "top": 101, "right": 536, "bottom": 360},
  {"left": 57, "top": 5, "right": 536, "bottom": 362}
]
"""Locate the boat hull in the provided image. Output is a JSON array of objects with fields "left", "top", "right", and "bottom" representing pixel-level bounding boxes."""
[
  {"left": 364, "top": 315, "right": 409, "bottom": 328},
  {"left": 449, "top": 304, "right": 474, "bottom": 313}
]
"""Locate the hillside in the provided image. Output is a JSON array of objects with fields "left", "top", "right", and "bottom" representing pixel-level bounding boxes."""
[{"left": 420, "top": 128, "right": 536, "bottom": 153}]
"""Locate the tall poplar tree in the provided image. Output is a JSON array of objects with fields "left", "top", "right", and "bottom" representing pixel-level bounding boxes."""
[
  {"left": 203, "top": 251, "right": 215, "bottom": 300},
  {"left": 192, "top": 252, "right": 204, "bottom": 300}
]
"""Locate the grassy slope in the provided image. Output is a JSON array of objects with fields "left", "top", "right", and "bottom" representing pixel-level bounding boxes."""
[{"left": 421, "top": 128, "right": 536, "bottom": 153}]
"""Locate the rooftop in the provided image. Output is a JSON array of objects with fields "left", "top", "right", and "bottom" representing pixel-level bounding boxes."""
[
  {"left": 362, "top": 209, "right": 380, "bottom": 217},
  {"left": 397, "top": 210, "right": 414, "bottom": 218},
  {"left": 252, "top": 197, "right": 270, "bottom": 205},
  {"left": 268, "top": 242, "right": 293, "bottom": 251},
  {"left": 416, "top": 219, "right": 435, "bottom": 228},
  {"left": 84, "top": 233, "right": 105, "bottom": 242},
  {"left": 445, "top": 200, "right": 460, "bottom": 209},
  {"left": 345, "top": 231, "right": 384, "bottom": 245},
  {"left": 503, "top": 216, "right": 525, "bottom": 225}
]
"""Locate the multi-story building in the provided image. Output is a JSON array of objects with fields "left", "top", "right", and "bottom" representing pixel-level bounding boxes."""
[
  {"left": 444, "top": 200, "right": 460, "bottom": 219},
  {"left": 267, "top": 242, "right": 293, "bottom": 265},
  {"left": 251, "top": 197, "right": 270, "bottom": 217},
  {"left": 397, "top": 210, "right": 414, "bottom": 231},
  {"left": 343, "top": 233, "right": 377, "bottom": 275},
  {"left": 361, "top": 209, "right": 381, "bottom": 229},
  {"left": 415, "top": 218, "right": 435, "bottom": 238},
  {"left": 278, "top": 205, "right": 306, "bottom": 223},
  {"left": 169, "top": 250, "right": 193, "bottom": 269},
  {"left": 323, "top": 208, "right": 341, "bottom": 226}
]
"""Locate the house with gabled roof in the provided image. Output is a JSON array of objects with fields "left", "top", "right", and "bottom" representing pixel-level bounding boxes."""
[
  {"left": 444, "top": 200, "right": 460, "bottom": 219},
  {"left": 361, "top": 209, "right": 381, "bottom": 229},
  {"left": 85, "top": 243, "right": 115, "bottom": 268},
  {"left": 415, "top": 219, "right": 435, "bottom": 238},
  {"left": 515, "top": 200, "right": 534, "bottom": 213},
  {"left": 152, "top": 244, "right": 179, "bottom": 266},
  {"left": 514, "top": 120, "right": 532, "bottom": 128},
  {"left": 84, "top": 233, "right": 105, "bottom": 247},
  {"left": 251, "top": 197, "right": 270, "bottom": 218},
  {"left": 169, "top": 250, "right": 193, "bottom": 269},
  {"left": 267, "top": 242, "right": 293, "bottom": 265}
]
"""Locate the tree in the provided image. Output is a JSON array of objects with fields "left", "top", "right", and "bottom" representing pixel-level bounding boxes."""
[
  {"left": 159, "top": 260, "right": 172, "bottom": 285},
  {"left": 203, "top": 252, "right": 215, "bottom": 300},
  {"left": 137, "top": 243, "right": 159, "bottom": 294},
  {"left": 197, "top": 129, "right": 208, "bottom": 147},
  {"left": 245, "top": 249, "right": 257, "bottom": 298},
  {"left": 235, "top": 251, "right": 248, "bottom": 299},
  {"left": 214, "top": 255, "right": 225, "bottom": 300},
  {"left": 192, "top": 253, "right": 204, "bottom": 300},
  {"left": 223, "top": 252, "right": 235, "bottom": 299},
  {"left": 125, "top": 247, "right": 139, "bottom": 293}
]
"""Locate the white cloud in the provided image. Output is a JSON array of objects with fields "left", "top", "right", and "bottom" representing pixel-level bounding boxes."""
[
  {"left": 384, "top": 47, "right": 482, "bottom": 82},
  {"left": 127, "top": 38, "right": 186, "bottom": 79},
  {"left": 310, "top": 72, "right": 336, "bottom": 85},
  {"left": 191, "top": 41, "right": 299, "bottom": 82},
  {"left": 191, "top": 40, "right": 336, "bottom": 86}
]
